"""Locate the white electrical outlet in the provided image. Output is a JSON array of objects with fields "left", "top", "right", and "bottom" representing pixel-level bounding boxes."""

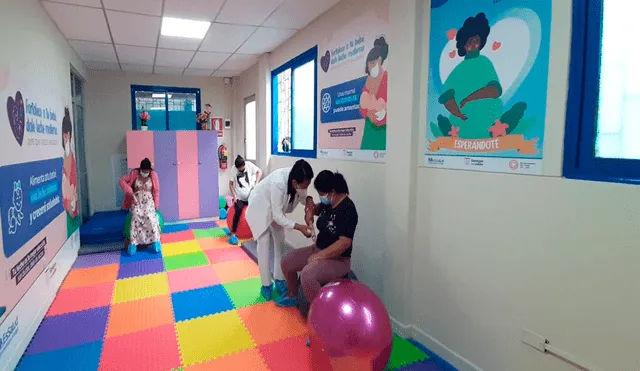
[{"left": 521, "top": 328, "right": 547, "bottom": 353}]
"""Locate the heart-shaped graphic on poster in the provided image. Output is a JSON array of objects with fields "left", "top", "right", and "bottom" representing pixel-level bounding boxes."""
[
  {"left": 6, "top": 91, "right": 25, "bottom": 146},
  {"left": 320, "top": 50, "right": 330, "bottom": 73}
]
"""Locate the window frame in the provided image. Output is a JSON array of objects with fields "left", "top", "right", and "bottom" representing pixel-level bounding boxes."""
[
  {"left": 244, "top": 95, "right": 257, "bottom": 161},
  {"left": 130, "top": 85, "right": 202, "bottom": 131},
  {"left": 270, "top": 46, "right": 318, "bottom": 158},
  {"left": 564, "top": 0, "right": 640, "bottom": 184}
]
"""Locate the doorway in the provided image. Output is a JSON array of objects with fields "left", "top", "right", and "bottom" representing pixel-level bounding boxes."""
[
  {"left": 70, "top": 70, "right": 90, "bottom": 223},
  {"left": 244, "top": 95, "right": 256, "bottom": 161}
]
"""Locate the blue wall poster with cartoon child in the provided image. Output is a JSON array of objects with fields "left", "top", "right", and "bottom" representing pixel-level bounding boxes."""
[{"left": 425, "top": 0, "right": 552, "bottom": 174}]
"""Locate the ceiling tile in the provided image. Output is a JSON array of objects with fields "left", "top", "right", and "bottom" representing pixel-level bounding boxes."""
[
  {"left": 42, "top": 2, "right": 111, "bottom": 42},
  {"left": 216, "top": 0, "right": 284, "bottom": 26},
  {"left": 107, "top": 11, "right": 161, "bottom": 47},
  {"left": 263, "top": 0, "right": 340, "bottom": 30},
  {"left": 121, "top": 64, "right": 154, "bottom": 73},
  {"left": 236, "top": 27, "right": 296, "bottom": 54},
  {"left": 155, "top": 49, "right": 195, "bottom": 68},
  {"left": 189, "top": 52, "right": 230, "bottom": 70},
  {"left": 184, "top": 68, "right": 214, "bottom": 76},
  {"left": 115, "top": 45, "right": 156, "bottom": 65},
  {"left": 163, "top": 0, "right": 225, "bottom": 21},
  {"left": 219, "top": 53, "right": 257, "bottom": 71},
  {"left": 102, "top": 0, "right": 162, "bottom": 16},
  {"left": 199, "top": 23, "right": 256, "bottom": 53},
  {"left": 212, "top": 70, "right": 239, "bottom": 78},
  {"left": 154, "top": 66, "right": 184, "bottom": 75},
  {"left": 85, "top": 61, "right": 121, "bottom": 71},
  {"left": 158, "top": 35, "right": 202, "bottom": 51},
  {"left": 51, "top": 0, "right": 102, "bottom": 7},
  {"left": 69, "top": 40, "right": 118, "bottom": 62}
]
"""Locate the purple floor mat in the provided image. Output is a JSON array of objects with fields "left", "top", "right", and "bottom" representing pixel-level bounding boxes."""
[
  {"left": 25, "top": 306, "right": 109, "bottom": 355},
  {"left": 187, "top": 221, "right": 218, "bottom": 230},
  {"left": 117, "top": 258, "right": 164, "bottom": 279},
  {"left": 72, "top": 251, "right": 121, "bottom": 269}
]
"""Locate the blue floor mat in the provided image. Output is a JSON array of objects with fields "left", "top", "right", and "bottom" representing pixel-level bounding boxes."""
[{"left": 80, "top": 210, "right": 128, "bottom": 245}]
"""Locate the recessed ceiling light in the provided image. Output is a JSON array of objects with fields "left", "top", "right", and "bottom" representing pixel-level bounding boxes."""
[{"left": 161, "top": 17, "right": 211, "bottom": 39}]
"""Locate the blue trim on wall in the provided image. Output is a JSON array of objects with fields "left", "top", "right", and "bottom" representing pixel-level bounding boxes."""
[
  {"left": 563, "top": 0, "right": 640, "bottom": 184},
  {"left": 130, "top": 85, "right": 202, "bottom": 130},
  {"left": 270, "top": 46, "right": 318, "bottom": 159}
]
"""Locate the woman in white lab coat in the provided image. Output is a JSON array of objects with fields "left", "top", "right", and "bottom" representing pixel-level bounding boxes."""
[{"left": 246, "top": 159, "right": 315, "bottom": 300}]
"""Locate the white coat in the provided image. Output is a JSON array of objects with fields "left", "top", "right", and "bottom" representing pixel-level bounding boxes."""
[{"left": 245, "top": 167, "right": 305, "bottom": 238}]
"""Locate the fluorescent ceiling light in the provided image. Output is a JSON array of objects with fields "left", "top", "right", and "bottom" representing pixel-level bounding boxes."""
[
  {"left": 152, "top": 93, "right": 172, "bottom": 98},
  {"left": 161, "top": 17, "right": 211, "bottom": 39}
]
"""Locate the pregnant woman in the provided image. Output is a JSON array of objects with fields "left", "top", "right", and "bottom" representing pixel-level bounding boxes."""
[
  {"left": 120, "top": 158, "right": 162, "bottom": 256},
  {"left": 359, "top": 36, "right": 389, "bottom": 151}
]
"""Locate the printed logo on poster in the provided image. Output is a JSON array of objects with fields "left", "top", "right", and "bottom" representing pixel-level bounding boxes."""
[
  {"left": 424, "top": 0, "right": 552, "bottom": 174},
  {"left": 0, "top": 317, "right": 18, "bottom": 358}
]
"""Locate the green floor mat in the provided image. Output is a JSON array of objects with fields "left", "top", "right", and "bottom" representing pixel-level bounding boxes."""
[
  {"left": 222, "top": 278, "right": 268, "bottom": 308},
  {"left": 194, "top": 228, "right": 228, "bottom": 239},
  {"left": 163, "top": 251, "right": 209, "bottom": 271},
  {"left": 386, "top": 335, "right": 429, "bottom": 370}
]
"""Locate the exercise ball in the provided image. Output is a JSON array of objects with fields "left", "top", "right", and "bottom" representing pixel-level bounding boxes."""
[
  {"left": 307, "top": 280, "right": 392, "bottom": 371},
  {"left": 226, "top": 204, "right": 253, "bottom": 239},
  {"left": 124, "top": 211, "right": 164, "bottom": 239},
  {"left": 219, "top": 208, "right": 228, "bottom": 220},
  {"left": 219, "top": 196, "right": 227, "bottom": 209}
]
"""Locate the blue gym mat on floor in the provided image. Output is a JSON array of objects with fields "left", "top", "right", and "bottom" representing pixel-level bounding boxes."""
[{"left": 80, "top": 210, "right": 128, "bottom": 245}]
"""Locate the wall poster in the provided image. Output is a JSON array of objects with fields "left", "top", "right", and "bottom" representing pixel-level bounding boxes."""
[
  {"left": 425, "top": 0, "right": 552, "bottom": 174},
  {"left": 317, "top": 0, "right": 390, "bottom": 163}
]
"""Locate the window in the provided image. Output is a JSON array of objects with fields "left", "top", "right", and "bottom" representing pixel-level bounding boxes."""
[
  {"left": 131, "top": 85, "right": 201, "bottom": 131},
  {"left": 244, "top": 96, "right": 257, "bottom": 161},
  {"left": 271, "top": 46, "right": 318, "bottom": 158},
  {"left": 564, "top": 0, "right": 640, "bottom": 183}
]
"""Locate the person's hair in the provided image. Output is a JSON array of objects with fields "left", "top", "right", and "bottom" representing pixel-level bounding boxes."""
[
  {"left": 61, "top": 107, "right": 72, "bottom": 150},
  {"left": 287, "top": 159, "right": 314, "bottom": 203},
  {"left": 456, "top": 13, "right": 490, "bottom": 57},
  {"left": 235, "top": 155, "right": 245, "bottom": 169},
  {"left": 139, "top": 158, "right": 152, "bottom": 172},
  {"left": 365, "top": 36, "right": 389, "bottom": 74},
  {"left": 235, "top": 156, "right": 249, "bottom": 188},
  {"left": 314, "top": 170, "right": 349, "bottom": 195}
]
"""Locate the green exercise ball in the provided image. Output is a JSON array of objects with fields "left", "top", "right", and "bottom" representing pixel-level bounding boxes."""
[
  {"left": 219, "top": 196, "right": 227, "bottom": 209},
  {"left": 124, "top": 211, "right": 164, "bottom": 239}
]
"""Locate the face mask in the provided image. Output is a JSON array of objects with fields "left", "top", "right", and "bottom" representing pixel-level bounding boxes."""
[
  {"left": 296, "top": 188, "right": 307, "bottom": 198},
  {"left": 64, "top": 142, "right": 70, "bottom": 157},
  {"left": 369, "top": 63, "right": 380, "bottom": 78},
  {"left": 141, "top": 172, "right": 150, "bottom": 178},
  {"left": 320, "top": 195, "right": 331, "bottom": 205}
]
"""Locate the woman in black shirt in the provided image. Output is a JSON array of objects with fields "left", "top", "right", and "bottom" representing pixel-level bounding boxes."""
[{"left": 275, "top": 170, "right": 358, "bottom": 307}]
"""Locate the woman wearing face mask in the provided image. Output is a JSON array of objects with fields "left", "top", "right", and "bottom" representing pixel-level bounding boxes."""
[
  {"left": 61, "top": 107, "right": 78, "bottom": 221},
  {"left": 119, "top": 158, "right": 161, "bottom": 256},
  {"left": 275, "top": 170, "right": 358, "bottom": 308},
  {"left": 245, "top": 159, "right": 315, "bottom": 300},
  {"left": 228, "top": 155, "right": 263, "bottom": 245},
  {"left": 359, "top": 36, "right": 389, "bottom": 151}
]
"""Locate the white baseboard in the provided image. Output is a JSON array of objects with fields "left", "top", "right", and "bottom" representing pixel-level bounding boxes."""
[
  {"left": 165, "top": 217, "right": 218, "bottom": 225},
  {"left": 390, "top": 316, "right": 484, "bottom": 371},
  {"left": 0, "top": 231, "right": 80, "bottom": 371}
]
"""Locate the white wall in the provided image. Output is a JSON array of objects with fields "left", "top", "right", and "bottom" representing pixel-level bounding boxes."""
[
  {"left": 409, "top": 1, "right": 640, "bottom": 370},
  {"left": 237, "top": 0, "right": 640, "bottom": 370},
  {"left": 84, "top": 72, "right": 232, "bottom": 212}
]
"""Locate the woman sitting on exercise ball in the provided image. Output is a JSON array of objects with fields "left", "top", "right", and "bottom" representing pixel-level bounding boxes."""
[
  {"left": 228, "top": 155, "right": 262, "bottom": 245},
  {"left": 120, "top": 158, "right": 161, "bottom": 256},
  {"left": 275, "top": 170, "right": 358, "bottom": 307}
]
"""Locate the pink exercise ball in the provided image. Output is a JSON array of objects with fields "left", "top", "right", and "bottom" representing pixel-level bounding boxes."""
[{"left": 307, "top": 280, "right": 392, "bottom": 371}]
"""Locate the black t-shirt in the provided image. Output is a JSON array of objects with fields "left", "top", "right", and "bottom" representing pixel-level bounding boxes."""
[{"left": 315, "top": 197, "right": 358, "bottom": 258}]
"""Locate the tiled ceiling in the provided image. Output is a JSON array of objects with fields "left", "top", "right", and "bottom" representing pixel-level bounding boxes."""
[{"left": 41, "top": 0, "right": 341, "bottom": 77}]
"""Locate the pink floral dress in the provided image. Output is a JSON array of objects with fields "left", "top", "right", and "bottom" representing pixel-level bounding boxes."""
[{"left": 130, "top": 177, "right": 161, "bottom": 246}]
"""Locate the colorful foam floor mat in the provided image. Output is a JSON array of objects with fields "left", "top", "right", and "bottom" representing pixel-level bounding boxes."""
[{"left": 16, "top": 221, "right": 453, "bottom": 371}]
